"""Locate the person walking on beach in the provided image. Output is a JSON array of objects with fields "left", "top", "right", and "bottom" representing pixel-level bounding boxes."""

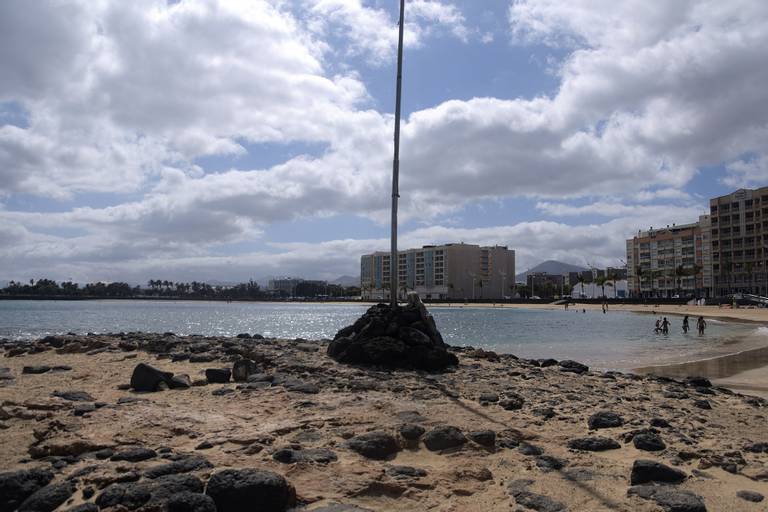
[
  {"left": 697, "top": 316, "right": 707, "bottom": 336},
  {"left": 661, "top": 317, "right": 670, "bottom": 335},
  {"left": 682, "top": 315, "right": 690, "bottom": 334}
]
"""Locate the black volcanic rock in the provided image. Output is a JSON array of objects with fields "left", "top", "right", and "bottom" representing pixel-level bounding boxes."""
[
  {"left": 630, "top": 460, "right": 687, "bottom": 485},
  {"left": 232, "top": 359, "right": 258, "bottom": 382},
  {"left": 130, "top": 363, "right": 174, "bottom": 392},
  {"left": 0, "top": 468, "right": 54, "bottom": 512},
  {"left": 588, "top": 410, "right": 624, "bottom": 429},
  {"left": 23, "top": 365, "right": 52, "bottom": 374},
  {"left": 568, "top": 436, "right": 621, "bottom": 451},
  {"left": 559, "top": 360, "right": 589, "bottom": 374},
  {"left": 327, "top": 300, "right": 457, "bottom": 372},
  {"left": 205, "top": 469, "right": 295, "bottom": 512},
  {"left": 18, "top": 481, "right": 75, "bottom": 512},
  {"left": 111, "top": 447, "right": 157, "bottom": 462},
  {"left": 205, "top": 368, "right": 231, "bottom": 383},
  {"left": 346, "top": 431, "right": 400, "bottom": 460},
  {"left": 167, "top": 492, "right": 217, "bottom": 512},
  {"left": 633, "top": 432, "right": 666, "bottom": 451},
  {"left": 52, "top": 390, "right": 94, "bottom": 402},
  {"left": 423, "top": 426, "right": 467, "bottom": 451}
]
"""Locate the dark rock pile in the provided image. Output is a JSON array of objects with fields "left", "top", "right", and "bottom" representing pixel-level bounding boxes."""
[{"left": 327, "top": 297, "right": 458, "bottom": 372}]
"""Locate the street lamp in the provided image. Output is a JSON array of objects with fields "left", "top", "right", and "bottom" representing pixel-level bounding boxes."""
[
  {"left": 389, "top": 0, "right": 405, "bottom": 309},
  {"left": 499, "top": 270, "right": 507, "bottom": 300}
]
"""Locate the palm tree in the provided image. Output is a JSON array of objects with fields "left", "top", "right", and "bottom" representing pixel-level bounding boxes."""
[
  {"left": 595, "top": 275, "right": 609, "bottom": 298},
  {"left": 634, "top": 265, "right": 644, "bottom": 298},
  {"left": 689, "top": 263, "right": 703, "bottom": 297},
  {"left": 675, "top": 264, "right": 687, "bottom": 297}
]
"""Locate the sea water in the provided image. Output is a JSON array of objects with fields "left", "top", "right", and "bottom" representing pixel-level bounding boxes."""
[{"left": 0, "top": 300, "right": 764, "bottom": 370}]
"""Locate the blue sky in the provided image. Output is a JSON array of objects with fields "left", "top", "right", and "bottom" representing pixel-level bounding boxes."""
[{"left": 0, "top": 0, "right": 766, "bottom": 284}]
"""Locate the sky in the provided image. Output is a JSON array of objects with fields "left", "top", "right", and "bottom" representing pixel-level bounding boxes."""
[{"left": 1, "top": 0, "right": 767, "bottom": 284}]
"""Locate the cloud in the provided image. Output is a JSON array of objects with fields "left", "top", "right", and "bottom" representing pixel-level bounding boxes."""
[
  {"left": 303, "top": 0, "right": 469, "bottom": 64},
  {"left": 1, "top": 0, "right": 767, "bottom": 282},
  {"left": 724, "top": 155, "right": 768, "bottom": 188},
  {"left": 0, "top": 0, "right": 370, "bottom": 198},
  {"left": 534, "top": 201, "right": 704, "bottom": 219},
  {"left": 0, "top": 217, "right": 644, "bottom": 283}
]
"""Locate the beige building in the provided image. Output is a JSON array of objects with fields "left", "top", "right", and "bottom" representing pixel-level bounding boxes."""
[
  {"left": 361, "top": 243, "right": 515, "bottom": 300},
  {"left": 709, "top": 186, "right": 768, "bottom": 296},
  {"left": 626, "top": 218, "right": 708, "bottom": 298}
]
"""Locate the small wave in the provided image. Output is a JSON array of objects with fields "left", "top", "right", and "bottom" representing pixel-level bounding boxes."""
[{"left": 753, "top": 326, "right": 768, "bottom": 337}]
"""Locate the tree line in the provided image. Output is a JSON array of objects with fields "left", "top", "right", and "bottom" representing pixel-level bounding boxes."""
[{"left": 1, "top": 278, "right": 361, "bottom": 300}]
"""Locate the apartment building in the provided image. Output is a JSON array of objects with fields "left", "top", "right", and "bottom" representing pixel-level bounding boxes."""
[
  {"left": 526, "top": 273, "right": 564, "bottom": 298},
  {"left": 360, "top": 243, "right": 515, "bottom": 300},
  {"left": 268, "top": 277, "right": 303, "bottom": 296},
  {"left": 626, "top": 217, "right": 708, "bottom": 298},
  {"left": 709, "top": 186, "right": 768, "bottom": 296}
]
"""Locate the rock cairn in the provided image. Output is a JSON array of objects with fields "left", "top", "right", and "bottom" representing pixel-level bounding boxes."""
[{"left": 327, "top": 294, "right": 458, "bottom": 372}]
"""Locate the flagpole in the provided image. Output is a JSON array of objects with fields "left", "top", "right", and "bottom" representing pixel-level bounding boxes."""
[{"left": 390, "top": 0, "right": 405, "bottom": 308}]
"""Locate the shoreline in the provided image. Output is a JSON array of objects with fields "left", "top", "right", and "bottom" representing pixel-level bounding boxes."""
[
  {"left": 635, "top": 345, "right": 768, "bottom": 399},
  {"left": 430, "top": 302, "right": 768, "bottom": 324},
  {"left": 3, "top": 300, "right": 766, "bottom": 399}
]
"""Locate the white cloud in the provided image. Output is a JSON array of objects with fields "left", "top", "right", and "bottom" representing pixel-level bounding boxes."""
[
  {"left": 534, "top": 201, "right": 704, "bottom": 219},
  {"left": 1, "top": 0, "right": 767, "bottom": 282},
  {"left": 303, "top": 0, "right": 469, "bottom": 64},
  {"left": 0, "top": 217, "right": 643, "bottom": 283},
  {"left": 724, "top": 156, "right": 768, "bottom": 188},
  {"left": 0, "top": 0, "right": 370, "bottom": 198}
]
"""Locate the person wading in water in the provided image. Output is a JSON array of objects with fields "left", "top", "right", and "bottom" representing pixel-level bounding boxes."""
[{"left": 697, "top": 316, "right": 707, "bottom": 336}]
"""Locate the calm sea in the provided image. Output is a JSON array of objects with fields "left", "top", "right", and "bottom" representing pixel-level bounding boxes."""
[{"left": 1, "top": 300, "right": 765, "bottom": 370}]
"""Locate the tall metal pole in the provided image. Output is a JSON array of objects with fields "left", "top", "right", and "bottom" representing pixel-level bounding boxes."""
[{"left": 390, "top": 0, "right": 405, "bottom": 309}]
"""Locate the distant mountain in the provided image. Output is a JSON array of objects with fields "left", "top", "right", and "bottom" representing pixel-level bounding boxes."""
[
  {"left": 331, "top": 275, "right": 360, "bottom": 287},
  {"left": 515, "top": 260, "right": 587, "bottom": 282}
]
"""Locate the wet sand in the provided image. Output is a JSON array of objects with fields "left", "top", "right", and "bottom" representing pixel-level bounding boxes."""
[{"left": 636, "top": 346, "right": 768, "bottom": 399}]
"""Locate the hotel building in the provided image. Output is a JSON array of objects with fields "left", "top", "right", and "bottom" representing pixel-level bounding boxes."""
[
  {"left": 360, "top": 243, "right": 515, "bottom": 300},
  {"left": 626, "top": 217, "right": 709, "bottom": 298},
  {"left": 709, "top": 186, "right": 768, "bottom": 296}
]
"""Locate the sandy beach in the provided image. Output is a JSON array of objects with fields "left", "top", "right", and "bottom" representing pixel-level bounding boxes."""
[
  {"left": 2, "top": 332, "right": 768, "bottom": 511},
  {"left": 429, "top": 301, "right": 768, "bottom": 324}
]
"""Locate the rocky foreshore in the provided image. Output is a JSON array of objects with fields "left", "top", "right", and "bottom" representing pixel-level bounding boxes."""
[{"left": 1, "top": 331, "right": 768, "bottom": 511}]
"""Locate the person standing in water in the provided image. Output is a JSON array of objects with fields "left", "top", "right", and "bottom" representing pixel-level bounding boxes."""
[
  {"left": 697, "top": 316, "right": 706, "bottom": 335},
  {"left": 654, "top": 318, "right": 661, "bottom": 333},
  {"left": 661, "top": 317, "right": 670, "bottom": 335},
  {"left": 682, "top": 315, "right": 690, "bottom": 334}
]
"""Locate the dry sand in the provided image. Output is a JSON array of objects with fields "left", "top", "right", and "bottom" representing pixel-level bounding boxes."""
[{"left": 1, "top": 333, "right": 768, "bottom": 511}]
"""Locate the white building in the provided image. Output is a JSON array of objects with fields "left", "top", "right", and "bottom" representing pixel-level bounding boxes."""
[
  {"left": 361, "top": 243, "right": 515, "bottom": 300},
  {"left": 570, "top": 280, "right": 629, "bottom": 299}
]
